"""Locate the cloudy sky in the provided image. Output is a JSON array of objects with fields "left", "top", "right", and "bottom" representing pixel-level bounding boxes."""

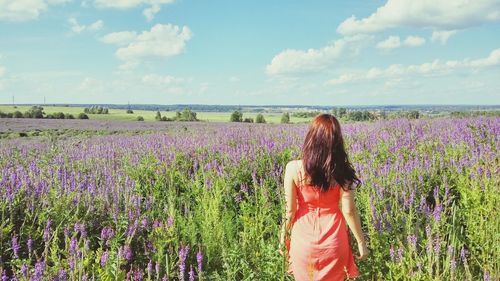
[{"left": 0, "top": 0, "right": 499, "bottom": 105}]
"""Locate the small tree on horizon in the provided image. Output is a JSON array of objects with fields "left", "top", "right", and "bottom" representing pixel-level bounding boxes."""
[
  {"left": 230, "top": 110, "right": 243, "bottom": 122},
  {"left": 255, "top": 113, "right": 266, "bottom": 123},
  {"left": 155, "top": 111, "right": 162, "bottom": 121},
  {"left": 281, "top": 112, "right": 290, "bottom": 124}
]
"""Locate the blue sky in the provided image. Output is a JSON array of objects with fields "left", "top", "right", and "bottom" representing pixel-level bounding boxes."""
[{"left": 0, "top": 0, "right": 499, "bottom": 105}]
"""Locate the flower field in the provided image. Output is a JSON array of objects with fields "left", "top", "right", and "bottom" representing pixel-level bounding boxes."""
[{"left": 0, "top": 117, "right": 498, "bottom": 280}]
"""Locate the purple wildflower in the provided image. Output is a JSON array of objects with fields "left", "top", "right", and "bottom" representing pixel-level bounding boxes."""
[
  {"left": 21, "top": 264, "right": 29, "bottom": 277},
  {"left": 122, "top": 245, "right": 133, "bottom": 261},
  {"left": 483, "top": 271, "right": 490, "bottom": 281},
  {"left": 188, "top": 265, "right": 194, "bottom": 281},
  {"left": 27, "top": 237, "right": 33, "bottom": 254},
  {"left": 101, "top": 250, "right": 109, "bottom": 267},
  {"left": 11, "top": 234, "right": 20, "bottom": 258},
  {"left": 407, "top": 234, "right": 417, "bottom": 248},
  {"left": 196, "top": 249, "right": 203, "bottom": 273},
  {"left": 155, "top": 262, "right": 160, "bottom": 277},
  {"left": 33, "top": 260, "right": 45, "bottom": 281},
  {"left": 147, "top": 260, "right": 153, "bottom": 277},
  {"left": 56, "top": 269, "right": 67, "bottom": 281},
  {"left": 43, "top": 219, "right": 52, "bottom": 242},
  {"left": 397, "top": 247, "right": 403, "bottom": 262},
  {"left": 178, "top": 245, "right": 190, "bottom": 281},
  {"left": 167, "top": 217, "right": 174, "bottom": 228},
  {"left": 134, "top": 269, "right": 143, "bottom": 281},
  {"left": 69, "top": 237, "right": 78, "bottom": 256}
]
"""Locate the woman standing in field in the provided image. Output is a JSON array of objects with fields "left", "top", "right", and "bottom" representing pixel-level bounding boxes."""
[{"left": 280, "top": 114, "right": 369, "bottom": 281}]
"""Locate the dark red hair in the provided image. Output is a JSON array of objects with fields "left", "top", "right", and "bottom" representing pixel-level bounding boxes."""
[{"left": 301, "top": 114, "right": 360, "bottom": 192}]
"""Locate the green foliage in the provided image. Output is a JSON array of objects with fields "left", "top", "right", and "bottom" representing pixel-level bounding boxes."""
[
  {"left": 175, "top": 108, "right": 198, "bottom": 122},
  {"left": 24, "top": 106, "right": 45, "bottom": 119},
  {"left": 53, "top": 112, "right": 66, "bottom": 119},
  {"left": 12, "top": 111, "right": 23, "bottom": 118},
  {"left": 255, "top": 114, "right": 266, "bottom": 124},
  {"left": 136, "top": 116, "right": 144, "bottom": 121},
  {"left": 77, "top": 113, "right": 89, "bottom": 119},
  {"left": 291, "top": 111, "right": 320, "bottom": 118},
  {"left": 243, "top": 118, "right": 254, "bottom": 123},
  {"left": 280, "top": 112, "right": 290, "bottom": 124},
  {"left": 0, "top": 119, "right": 498, "bottom": 280},
  {"left": 230, "top": 110, "right": 243, "bottom": 122},
  {"left": 84, "top": 106, "right": 110, "bottom": 114},
  {"left": 126, "top": 109, "right": 134, "bottom": 114},
  {"left": 347, "top": 110, "right": 376, "bottom": 122},
  {"left": 155, "top": 111, "right": 162, "bottom": 121}
]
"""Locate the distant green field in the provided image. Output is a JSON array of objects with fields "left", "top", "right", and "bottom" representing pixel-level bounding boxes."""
[{"left": 0, "top": 105, "right": 313, "bottom": 123}]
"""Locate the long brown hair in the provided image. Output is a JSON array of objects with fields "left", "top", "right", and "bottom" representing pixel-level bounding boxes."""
[{"left": 301, "top": 114, "right": 360, "bottom": 192}]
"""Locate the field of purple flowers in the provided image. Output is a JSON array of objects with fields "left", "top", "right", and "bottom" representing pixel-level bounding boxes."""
[{"left": 0, "top": 117, "right": 498, "bottom": 280}]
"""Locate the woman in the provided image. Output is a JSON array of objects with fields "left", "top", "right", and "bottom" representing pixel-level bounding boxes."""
[{"left": 280, "top": 114, "right": 369, "bottom": 281}]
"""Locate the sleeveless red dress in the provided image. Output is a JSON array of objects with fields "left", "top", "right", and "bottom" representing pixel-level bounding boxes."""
[{"left": 286, "top": 171, "right": 359, "bottom": 281}]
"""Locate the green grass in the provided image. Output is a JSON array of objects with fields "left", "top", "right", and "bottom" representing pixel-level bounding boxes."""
[{"left": 0, "top": 105, "right": 313, "bottom": 123}]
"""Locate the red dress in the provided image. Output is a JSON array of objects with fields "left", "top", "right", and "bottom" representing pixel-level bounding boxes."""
[{"left": 286, "top": 172, "right": 359, "bottom": 281}]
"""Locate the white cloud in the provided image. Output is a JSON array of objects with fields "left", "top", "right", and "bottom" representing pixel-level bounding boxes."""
[
  {"left": 376, "top": 36, "right": 401, "bottom": 50},
  {"left": 0, "top": 0, "right": 69, "bottom": 22},
  {"left": 143, "top": 4, "right": 160, "bottom": 21},
  {"left": 337, "top": 0, "right": 500, "bottom": 35},
  {"left": 100, "top": 31, "right": 137, "bottom": 45},
  {"left": 69, "top": 17, "right": 104, "bottom": 34},
  {"left": 327, "top": 48, "right": 500, "bottom": 85},
  {"left": 89, "top": 20, "right": 104, "bottom": 31},
  {"left": 142, "top": 74, "right": 184, "bottom": 85},
  {"left": 266, "top": 35, "right": 369, "bottom": 76},
  {"left": 376, "top": 35, "right": 426, "bottom": 50},
  {"left": 94, "top": 0, "right": 175, "bottom": 21},
  {"left": 102, "top": 24, "right": 192, "bottom": 69},
  {"left": 431, "top": 30, "right": 458, "bottom": 44},
  {"left": 404, "top": 36, "right": 426, "bottom": 47}
]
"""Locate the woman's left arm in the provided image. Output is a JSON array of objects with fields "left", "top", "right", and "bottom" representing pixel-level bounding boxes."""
[{"left": 279, "top": 161, "right": 298, "bottom": 253}]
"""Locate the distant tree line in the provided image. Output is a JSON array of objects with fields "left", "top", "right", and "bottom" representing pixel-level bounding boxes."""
[
  {"left": 292, "top": 111, "right": 321, "bottom": 118},
  {"left": 229, "top": 111, "right": 293, "bottom": 124},
  {"left": 154, "top": 108, "right": 199, "bottom": 122},
  {"left": 0, "top": 106, "right": 89, "bottom": 120},
  {"left": 229, "top": 111, "right": 269, "bottom": 123},
  {"left": 450, "top": 111, "right": 500, "bottom": 117},
  {"left": 84, "top": 106, "right": 109, "bottom": 114}
]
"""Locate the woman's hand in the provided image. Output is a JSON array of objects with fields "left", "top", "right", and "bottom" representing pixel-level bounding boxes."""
[{"left": 356, "top": 241, "right": 369, "bottom": 260}]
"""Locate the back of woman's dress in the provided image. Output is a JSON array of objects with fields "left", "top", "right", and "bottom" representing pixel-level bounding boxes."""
[{"left": 287, "top": 170, "right": 359, "bottom": 281}]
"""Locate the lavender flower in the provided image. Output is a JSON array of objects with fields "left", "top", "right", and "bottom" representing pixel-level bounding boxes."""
[
  {"left": 21, "top": 264, "right": 29, "bottom": 277},
  {"left": 122, "top": 245, "right": 133, "bottom": 261},
  {"left": 188, "top": 265, "right": 194, "bottom": 281},
  {"left": 389, "top": 246, "right": 395, "bottom": 261},
  {"left": 43, "top": 219, "right": 52, "bottom": 242},
  {"left": 27, "top": 237, "right": 33, "bottom": 254},
  {"left": 101, "top": 250, "right": 109, "bottom": 267},
  {"left": 407, "top": 234, "right": 417, "bottom": 249},
  {"left": 196, "top": 249, "right": 203, "bottom": 273},
  {"left": 33, "top": 260, "right": 45, "bottom": 281},
  {"left": 147, "top": 260, "right": 153, "bottom": 277},
  {"left": 178, "top": 245, "right": 190, "bottom": 281},
  {"left": 167, "top": 217, "right": 174, "bottom": 228},
  {"left": 11, "top": 234, "right": 20, "bottom": 258},
  {"left": 56, "top": 269, "right": 67, "bottom": 281}
]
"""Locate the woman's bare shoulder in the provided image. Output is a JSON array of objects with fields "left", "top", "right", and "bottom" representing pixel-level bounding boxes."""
[{"left": 285, "top": 159, "right": 302, "bottom": 171}]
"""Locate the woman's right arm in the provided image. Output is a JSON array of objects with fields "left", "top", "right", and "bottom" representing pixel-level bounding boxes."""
[{"left": 340, "top": 187, "right": 369, "bottom": 260}]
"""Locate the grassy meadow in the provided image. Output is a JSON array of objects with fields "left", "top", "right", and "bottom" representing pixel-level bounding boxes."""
[
  {"left": 0, "top": 117, "right": 498, "bottom": 280},
  {"left": 0, "top": 105, "right": 312, "bottom": 123}
]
